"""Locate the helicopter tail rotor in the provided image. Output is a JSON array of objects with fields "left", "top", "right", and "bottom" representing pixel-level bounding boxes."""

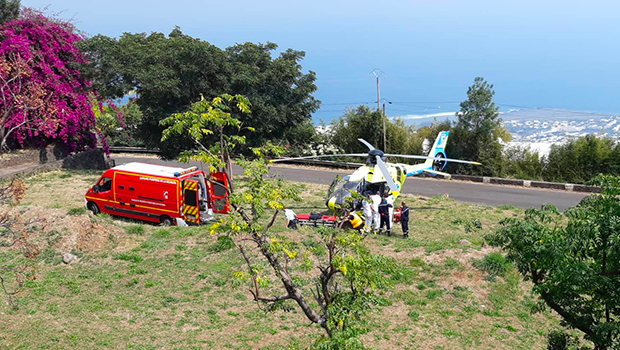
[{"left": 433, "top": 152, "right": 447, "bottom": 171}]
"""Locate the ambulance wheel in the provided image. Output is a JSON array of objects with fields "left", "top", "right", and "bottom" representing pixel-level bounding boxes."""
[
  {"left": 160, "top": 215, "right": 173, "bottom": 226},
  {"left": 87, "top": 202, "right": 100, "bottom": 215}
]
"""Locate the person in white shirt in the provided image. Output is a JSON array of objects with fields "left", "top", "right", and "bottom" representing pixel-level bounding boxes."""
[
  {"left": 370, "top": 191, "right": 382, "bottom": 231},
  {"left": 283, "top": 208, "right": 298, "bottom": 229},
  {"left": 386, "top": 193, "right": 395, "bottom": 227},
  {"left": 362, "top": 193, "right": 374, "bottom": 230}
]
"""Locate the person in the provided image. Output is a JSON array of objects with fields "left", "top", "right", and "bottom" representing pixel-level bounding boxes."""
[
  {"left": 386, "top": 192, "right": 395, "bottom": 226},
  {"left": 362, "top": 193, "right": 374, "bottom": 230},
  {"left": 378, "top": 197, "right": 393, "bottom": 236},
  {"left": 343, "top": 211, "right": 364, "bottom": 231},
  {"left": 283, "top": 207, "right": 298, "bottom": 229},
  {"left": 99, "top": 177, "right": 112, "bottom": 192},
  {"left": 400, "top": 201, "right": 410, "bottom": 238},
  {"left": 370, "top": 191, "right": 381, "bottom": 231}
]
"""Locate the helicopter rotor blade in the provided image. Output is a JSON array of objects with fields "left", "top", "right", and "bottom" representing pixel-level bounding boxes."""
[
  {"left": 383, "top": 153, "right": 482, "bottom": 165},
  {"left": 358, "top": 138, "right": 375, "bottom": 151},
  {"left": 271, "top": 154, "right": 368, "bottom": 162},
  {"left": 375, "top": 155, "right": 399, "bottom": 193}
]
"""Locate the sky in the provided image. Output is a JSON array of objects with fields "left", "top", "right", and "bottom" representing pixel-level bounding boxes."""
[{"left": 23, "top": 0, "right": 620, "bottom": 123}]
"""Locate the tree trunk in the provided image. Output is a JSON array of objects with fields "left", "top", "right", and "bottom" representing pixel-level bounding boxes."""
[{"left": 255, "top": 232, "right": 326, "bottom": 329}]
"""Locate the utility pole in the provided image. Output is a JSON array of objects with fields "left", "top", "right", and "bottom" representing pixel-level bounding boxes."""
[
  {"left": 370, "top": 69, "right": 387, "bottom": 150},
  {"left": 382, "top": 102, "right": 387, "bottom": 151},
  {"left": 376, "top": 75, "right": 381, "bottom": 111},
  {"left": 370, "top": 69, "right": 384, "bottom": 111}
]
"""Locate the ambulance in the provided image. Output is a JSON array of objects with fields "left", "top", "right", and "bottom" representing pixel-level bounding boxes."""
[{"left": 84, "top": 162, "right": 230, "bottom": 225}]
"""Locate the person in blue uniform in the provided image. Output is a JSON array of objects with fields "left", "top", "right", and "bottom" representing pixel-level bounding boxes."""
[
  {"left": 378, "top": 198, "right": 393, "bottom": 236},
  {"left": 400, "top": 201, "right": 409, "bottom": 238}
]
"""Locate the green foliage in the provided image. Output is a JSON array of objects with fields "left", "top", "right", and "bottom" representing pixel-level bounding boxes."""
[
  {"left": 94, "top": 98, "right": 144, "bottom": 147},
  {"left": 545, "top": 135, "right": 619, "bottom": 184},
  {"left": 125, "top": 225, "right": 145, "bottom": 236},
  {"left": 328, "top": 105, "right": 452, "bottom": 163},
  {"left": 225, "top": 42, "right": 320, "bottom": 150},
  {"left": 447, "top": 77, "right": 509, "bottom": 176},
  {"left": 547, "top": 330, "right": 580, "bottom": 350},
  {"left": 67, "top": 207, "right": 86, "bottom": 216},
  {"left": 208, "top": 235, "right": 235, "bottom": 253},
  {"left": 114, "top": 253, "right": 143, "bottom": 263},
  {"left": 501, "top": 145, "right": 545, "bottom": 180},
  {"left": 206, "top": 144, "right": 399, "bottom": 346},
  {"left": 464, "top": 218, "right": 483, "bottom": 233},
  {"left": 487, "top": 180, "right": 620, "bottom": 349},
  {"left": 79, "top": 31, "right": 319, "bottom": 158},
  {"left": 0, "top": 0, "right": 19, "bottom": 23},
  {"left": 472, "top": 252, "right": 511, "bottom": 278},
  {"left": 161, "top": 93, "right": 251, "bottom": 172},
  {"left": 329, "top": 106, "right": 383, "bottom": 154}
]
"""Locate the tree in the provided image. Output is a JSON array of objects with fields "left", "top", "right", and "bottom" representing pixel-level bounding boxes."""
[
  {"left": 0, "top": 0, "right": 19, "bottom": 24},
  {"left": 93, "top": 97, "right": 144, "bottom": 147},
  {"left": 225, "top": 42, "right": 320, "bottom": 149},
  {"left": 0, "top": 9, "right": 98, "bottom": 153},
  {"left": 163, "top": 97, "right": 400, "bottom": 346},
  {"left": 216, "top": 144, "right": 399, "bottom": 346},
  {"left": 544, "top": 135, "right": 616, "bottom": 184},
  {"left": 447, "top": 77, "right": 509, "bottom": 176},
  {"left": 161, "top": 94, "right": 252, "bottom": 191},
  {"left": 502, "top": 145, "right": 545, "bottom": 180},
  {"left": 79, "top": 30, "right": 319, "bottom": 158},
  {"left": 329, "top": 106, "right": 383, "bottom": 153},
  {"left": 79, "top": 28, "right": 230, "bottom": 157},
  {"left": 487, "top": 176, "right": 620, "bottom": 350}
]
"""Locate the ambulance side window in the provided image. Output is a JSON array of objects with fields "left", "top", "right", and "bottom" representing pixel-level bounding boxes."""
[
  {"left": 98, "top": 177, "right": 112, "bottom": 192},
  {"left": 212, "top": 181, "right": 226, "bottom": 197}
]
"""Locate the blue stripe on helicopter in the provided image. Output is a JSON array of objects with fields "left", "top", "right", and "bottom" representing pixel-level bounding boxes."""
[{"left": 406, "top": 170, "right": 424, "bottom": 177}]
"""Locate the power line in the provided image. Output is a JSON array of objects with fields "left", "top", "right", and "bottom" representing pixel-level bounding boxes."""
[
  {"left": 391, "top": 101, "right": 461, "bottom": 104},
  {"left": 321, "top": 102, "right": 374, "bottom": 106}
]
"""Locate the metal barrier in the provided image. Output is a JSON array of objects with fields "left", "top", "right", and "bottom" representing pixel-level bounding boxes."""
[{"left": 108, "top": 147, "right": 160, "bottom": 154}]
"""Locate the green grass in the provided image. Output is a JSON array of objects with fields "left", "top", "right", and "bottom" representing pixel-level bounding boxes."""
[
  {"left": 473, "top": 252, "right": 512, "bottom": 278},
  {"left": 125, "top": 225, "right": 146, "bottom": 235},
  {"left": 0, "top": 170, "right": 563, "bottom": 350},
  {"left": 67, "top": 207, "right": 87, "bottom": 216}
]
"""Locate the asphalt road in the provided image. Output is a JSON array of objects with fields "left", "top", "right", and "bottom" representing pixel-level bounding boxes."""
[{"left": 111, "top": 156, "right": 589, "bottom": 211}]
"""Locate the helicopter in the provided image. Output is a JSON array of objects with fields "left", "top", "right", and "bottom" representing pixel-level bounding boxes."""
[{"left": 273, "top": 131, "right": 480, "bottom": 213}]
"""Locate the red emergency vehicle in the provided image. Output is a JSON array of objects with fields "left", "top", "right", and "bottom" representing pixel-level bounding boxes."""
[{"left": 85, "top": 162, "right": 230, "bottom": 225}]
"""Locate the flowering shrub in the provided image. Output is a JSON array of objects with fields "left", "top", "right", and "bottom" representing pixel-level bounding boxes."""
[{"left": 0, "top": 9, "right": 97, "bottom": 152}]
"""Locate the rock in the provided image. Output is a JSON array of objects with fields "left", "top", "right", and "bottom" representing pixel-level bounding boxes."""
[
  {"left": 63, "top": 253, "right": 77, "bottom": 264},
  {"left": 457, "top": 239, "right": 471, "bottom": 245},
  {"left": 481, "top": 241, "right": 489, "bottom": 248}
]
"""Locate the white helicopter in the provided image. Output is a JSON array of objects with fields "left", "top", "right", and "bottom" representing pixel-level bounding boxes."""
[{"left": 273, "top": 131, "right": 480, "bottom": 212}]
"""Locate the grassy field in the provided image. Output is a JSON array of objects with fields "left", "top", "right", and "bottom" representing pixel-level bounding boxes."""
[{"left": 0, "top": 170, "right": 564, "bottom": 349}]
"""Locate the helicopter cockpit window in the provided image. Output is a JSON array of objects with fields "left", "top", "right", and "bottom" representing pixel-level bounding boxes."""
[
  {"left": 343, "top": 180, "right": 360, "bottom": 190},
  {"left": 328, "top": 177, "right": 345, "bottom": 197}
]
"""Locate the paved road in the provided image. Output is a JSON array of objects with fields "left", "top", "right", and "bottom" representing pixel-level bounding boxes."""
[{"left": 112, "top": 156, "right": 589, "bottom": 211}]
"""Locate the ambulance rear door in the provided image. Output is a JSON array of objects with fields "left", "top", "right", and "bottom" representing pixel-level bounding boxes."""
[
  {"left": 209, "top": 171, "right": 230, "bottom": 214},
  {"left": 182, "top": 179, "right": 200, "bottom": 224}
]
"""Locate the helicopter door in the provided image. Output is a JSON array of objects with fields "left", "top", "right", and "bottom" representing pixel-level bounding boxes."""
[
  {"left": 182, "top": 180, "right": 200, "bottom": 224},
  {"left": 209, "top": 171, "right": 230, "bottom": 214}
]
